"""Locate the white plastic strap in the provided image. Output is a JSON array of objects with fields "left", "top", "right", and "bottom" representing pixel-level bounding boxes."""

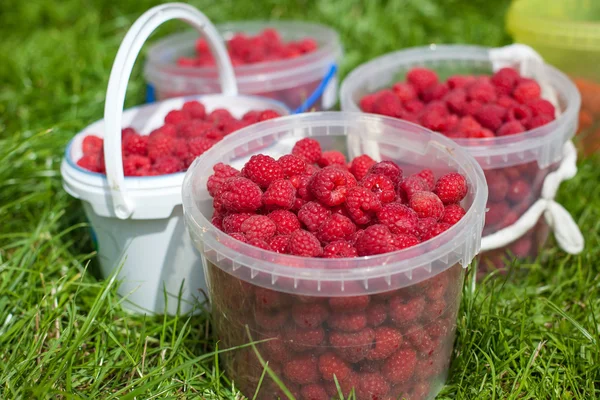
[
  {"left": 481, "top": 140, "right": 584, "bottom": 254},
  {"left": 104, "top": 3, "right": 237, "bottom": 219}
]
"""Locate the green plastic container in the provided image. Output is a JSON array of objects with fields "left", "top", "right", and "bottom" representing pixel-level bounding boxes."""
[{"left": 507, "top": 0, "right": 600, "bottom": 154}]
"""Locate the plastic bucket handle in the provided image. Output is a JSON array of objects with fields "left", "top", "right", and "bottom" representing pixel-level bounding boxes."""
[{"left": 103, "top": 2, "right": 238, "bottom": 219}]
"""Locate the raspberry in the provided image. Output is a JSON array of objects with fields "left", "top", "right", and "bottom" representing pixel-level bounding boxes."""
[
  {"left": 356, "top": 373, "right": 390, "bottom": 400},
  {"left": 366, "top": 302, "right": 388, "bottom": 327},
  {"left": 121, "top": 133, "right": 148, "bottom": 157},
  {"left": 507, "top": 179, "right": 531, "bottom": 203},
  {"left": 318, "top": 352, "right": 351, "bottom": 381},
  {"left": 513, "top": 79, "right": 541, "bottom": 104},
  {"left": 485, "top": 201, "right": 510, "bottom": 227},
  {"left": 404, "top": 99, "right": 425, "bottom": 114},
  {"left": 329, "top": 296, "right": 370, "bottom": 312},
  {"left": 527, "top": 98, "right": 555, "bottom": 117},
  {"left": 361, "top": 174, "right": 396, "bottom": 204},
  {"left": 422, "top": 82, "right": 449, "bottom": 103},
  {"left": 122, "top": 155, "right": 150, "bottom": 176},
  {"left": 376, "top": 202, "right": 419, "bottom": 235},
  {"left": 77, "top": 153, "right": 104, "bottom": 173},
  {"left": 255, "top": 287, "right": 290, "bottom": 310},
  {"left": 284, "top": 326, "right": 326, "bottom": 351},
  {"left": 240, "top": 215, "right": 277, "bottom": 241},
  {"left": 216, "top": 177, "right": 263, "bottom": 213},
  {"left": 242, "top": 154, "right": 285, "bottom": 189},
  {"left": 283, "top": 355, "right": 319, "bottom": 385},
  {"left": 511, "top": 236, "right": 533, "bottom": 257},
  {"left": 414, "top": 169, "right": 435, "bottom": 191},
  {"left": 381, "top": 348, "right": 417, "bottom": 384},
  {"left": 491, "top": 67, "right": 519, "bottom": 95},
  {"left": 392, "top": 233, "right": 421, "bottom": 250},
  {"left": 447, "top": 75, "right": 475, "bottom": 89},
  {"left": 316, "top": 214, "right": 356, "bottom": 243},
  {"left": 164, "top": 109, "right": 190, "bottom": 125},
  {"left": 409, "top": 191, "right": 444, "bottom": 220},
  {"left": 248, "top": 237, "right": 273, "bottom": 250},
  {"left": 497, "top": 95, "right": 519, "bottom": 109},
  {"left": 426, "top": 222, "right": 452, "bottom": 240},
  {"left": 484, "top": 170, "right": 509, "bottom": 202},
  {"left": 355, "top": 224, "right": 396, "bottom": 256},
  {"left": 263, "top": 179, "right": 296, "bottom": 210},
  {"left": 267, "top": 235, "right": 290, "bottom": 253},
  {"left": 425, "top": 272, "right": 450, "bottom": 300},
  {"left": 209, "top": 108, "right": 234, "bottom": 127},
  {"left": 298, "top": 201, "right": 331, "bottom": 232},
  {"left": 411, "top": 382, "right": 431, "bottom": 400},
  {"left": 324, "top": 372, "right": 360, "bottom": 397},
  {"left": 434, "top": 173, "right": 468, "bottom": 204},
  {"left": 187, "top": 136, "right": 216, "bottom": 162},
  {"left": 268, "top": 210, "right": 301, "bottom": 235},
  {"left": 475, "top": 104, "right": 506, "bottom": 131},
  {"left": 82, "top": 135, "right": 103, "bottom": 155},
  {"left": 262, "top": 334, "right": 292, "bottom": 364},
  {"left": 360, "top": 93, "right": 378, "bottom": 113},
  {"left": 348, "top": 229, "right": 365, "bottom": 245},
  {"left": 206, "top": 163, "right": 240, "bottom": 197},
  {"left": 309, "top": 166, "right": 354, "bottom": 206},
  {"left": 290, "top": 174, "right": 315, "bottom": 204},
  {"left": 444, "top": 88, "right": 467, "bottom": 114},
  {"left": 328, "top": 311, "right": 367, "bottom": 332},
  {"left": 181, "top": 100, "right": 206, "bottom": 119},
  {"left": 425, "top": 299, "right": 447, "bottom": 322},
  {"left": 367, "top": 161, "right": 403, "bottom": 187},
  {"left": 318, "top": 150, "right": 347, "bottom": 168},
  {"left": 259, "top": 109, "right": 281, "bottom": 121},
  {"left": 420, "top": 108, "right": 449, "bottom": 132},
  {"left": 497, "top": 121, "right": 526, "bottom": 136},
  {"left": 329, "top": 328, "right": 375, "bottom": 363},
  {"left": 416, "top": 217, "right": 437, "bottom": 240},
  {"left": 366, "top": 327, "right": 403, "bottom": 361},
  {"left": 349, "top": 154, "right": 377, "bottom": 181},
  {"left": 255, "top": 309, "right": 288, "bottom": 329},
  {"left": 398, "top": 176, "right": 428, "bottom": 202},
  {"left": 292, "top": 302, "right": 329, "bottom": 329},
  {"left": 344, "top": 186, "right": 381, "bottom": 225},
  {"left": 177, "top": 120, "right": 215, "bottom": 139},
  {"left": 507, "top": 104, "right": 533, "bottom": 124},
  {"left": 242, "top": 110, "right": 261, "bottom": 123},
  {"left": 372, "top": 90, "right": 403, "bottom": 117},
  {"left": 441, "top": 203, "right": 466, "bottom": 225},
  {"left": 526, "top": 114, "right": 554, "bottom": 130},
  {"left": 323, "top": 240, "right": 358, "bottom": 258},
  {"left": 389, "top": 296, "right": 425, "bottom": 326},
  {"left": 392, "top": 82, "right": 417, "bottom": 102},
  {"left": 147, "top": 134, "right": 175, "bottom": 162},
  {"left": 289, "top": 229, "right": 323, "bottom": 257},
  {"left": 292, "top": 138, "right": 322, "bottom": 163},
  {"left": 153, "top": 156, "right": 183, "bottom": 174},
  {"left": 278, "top": 154, "right": 307, "bottom": 177},
  {"left": 300, "top": 384, "right": 328, "bottom": 400},
  {"left": 467, "top": 80, "right": 497, "bottom": 103},
  {"left": 406, "top": 68, "right": 438, "bottom": 93},
  {"left": 461, "top": 100, "right": 483, "bottom": 117}
]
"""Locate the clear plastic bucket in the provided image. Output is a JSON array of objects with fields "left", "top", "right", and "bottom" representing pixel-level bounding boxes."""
[
  {"left": 60, "top": 4, "right": 289, "bottom": 315},
  {"left": 144, "top": 21, "right": 343, "bottom": 113},
  {"left": 339, "top": 45, "right": 581, "bottom": 274},
  {"left": 506, "top": 0, "right": 600, "bottom": 155},
  {"left": 182, "top": 112, "right": 487, "bottom": 399}
]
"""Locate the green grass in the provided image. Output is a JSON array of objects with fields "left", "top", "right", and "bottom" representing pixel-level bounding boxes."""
[{"left": 1, "top": 0, "right": 599, "bottom": 398}]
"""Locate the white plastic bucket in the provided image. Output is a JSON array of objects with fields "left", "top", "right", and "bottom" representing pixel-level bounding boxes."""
[
  {"left": 61, "top": 3, "right": 289, "bottom": 315},
  {"left": 143, "top": 21, "right": 343, "bottom": 113}
]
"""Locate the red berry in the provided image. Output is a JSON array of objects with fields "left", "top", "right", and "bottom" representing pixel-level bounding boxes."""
[
  {"left": 292, "top": 138, "right": 322, "bottom": 163},
  {"left": 298, "top": 201, "right": 331, "bottom": 232},
  {"left": 441, "top": 203, "right": 466, "bottom": 225},
  {"left": 420, "top": 108, "right": 449, "bottom": 132},
  {"left": 283, "top": 355, "right": 319, "bottom": 385},
  {"left": 467, "top": 80, "right": 497, "bottom": 103},
  {"left": 376, "top": 202, "right": 419, "bottom": 235},
  {"left": 267, "top": 235, "right": 290, "bottom": 253},
  {"left": 255, "top": 309, "right": 288, "bottom": 329},
  {"left": 475, "top": 104, "right": 506, "bottom": 132},
  {"left": 367, "top": 327, "right": 403, "bottom": 361},
  {"left": 447, "top": 75, "right": 475, "bottom": 89},
  {"left": 77, "top": 153, "right": 104, "bottom": 173},
  {"left": 356, "top": 373, "right": 390, "bottom": 400},
  {"left": 434, "top": 173, "right": 468, "bottom": 204},
  {"left": 421, "top": 222, "right": 451, "bottom": 240},
  {"left": 255, "top": 287, "right": 290, "bottom": 310},
  {"left": 392, "top": 82, "right": 418, "bottom": 102},
  {"left": 82, "top": 135, "right": 103, "bottom": 155},
  {"left": 261, "top": 333, "right": 292, "bottom": 364},
  {"left": 381, "top": 348, "right": 417, "bottom": 384},
  {"left": 513, "top": 79, "right": 541, "bottom": 104},
  {"left": 318, "top": 352, "right": 351, "bottom": 382},
  {"left": 391, "top": 233, "right": 421, "bottom": 250},
  {"left": 355, "top": 224, "right": 396, "bottom": 256},
  {"left": 366, "top": 302, "right": 388, "bottom": 327},
  {"left": 367, "top": 161, "right": 403, "bottom": 187},
  {"left": 164, "top": 109, "right": 190, "bottom": 125},
  {"left": 263, "top": 179, "right": 296, "bottom": 210},
  {"left": 445, "top": 88, "right": 467, "bottom": 115},
  {"left": 389, "top": 295, "right": 425, "bottom": 326},
  {"left": 268, "top": 210, "right": 301, "bottom": 235},
  {"left": 292, "top": 302, "right": 329, "bottom": 329},
  {"left": 372, "top": 90, "right": 403, "bottom": 117},
  {"left": 153, "top": 156, "right": 183, "bottom": 174},
  {"left": 409, "top": 191, "right": 444, "bottom": 220},
  {"left": 259, "top": 109, "right": 281, "bottom": 121},
  {"left": 242, "top": 154, "right": 285, "bottom": 189},
  {"left": 497, "top": 121, "right": 526, "bottom": 136},
  {"left": 329, "top": 296, "right": 370, "bottom": 312},
  {"left": 309, "top": 166, "right": 355, "bottom": 207},
  {"left": 278, "top": 154, "right": 307, "bottom": 177},
  {"left": 526, "top": 114, "right": 554, "bottom": 130},
  {"left": 422, "top": 82, "right": 449, "bottom": 103},
  {"left": 398, "top": 176, "right": 428, "bottom": 202},
  {"left": 328, "top": 311, "right": 367, "bottom": 332},
  {"left": 240, "top": 215, "right": 277, "bottom": 241},
  {"left": 414, "top": 169, "right": 435, "bottom": 191},
  {"left": 461, "top": 100, "right": 483, "bottom": 117},
  {"left": 187, "top": 136, "right": 216, "bottom": 162},
  {"left": 284, "top": 326, "right": 326, "bottom": 351},
  {"left": 288, "top": 229, "right": 323, "bottom": 257},
  {"left": 122, "top": 155, "right": 151, "bottom": 176},
  {"left": 507, "top": 179, "right": 531, "bottom": 204},
  {"left": 216, "top": 176, "right": 263, "bottom": 213},
  {"left": 323, "top": 240, "right": 358, "bottom": 258},
  {"left": 497, "top": 95, "right": 519, "bottom": 109},
  {"left": 318, "top": 150, "right": 347, "bottom": 168},
  {"left": 147, "top": 134, "right": 175, "bottom": 162},
  {"left": 404, "top": 99, "right": 425, "bottom": 114},
  {"left": 182, "top": 100, "right": 206, "bottom": 119},
  {"left": 206, "top": 163, "right": 240, "bottom": 197},
  {"left": 349, "top": 154, "right": 377, "bottom": 181},
  {"left": 407, "top": 68, "right": 439, "bottom": 93},
  {"left": 507, "top": 104, "right": 533, "bottom": 124},
  {"left": 316, "top": 214, "right": 357, "bottom": 244},
  {"left": 361, "top": 174, "right": 396, "bottom": 204},
  {"left": 324, "top": 372, "right": 360, "bottom": 397},
  {"left": 491, "top": 67, "right": 519, "bottom": 95},
  {"left": 485, "top": 201, "right": 510, "bottom": 227},
  {"left": 300, "top": 384, "right": 328, "bottom": 400},
  {"left": 417, "top": 217, "right": 437, "bottom": 240},
  {"left": 360, "top": 93, "right": 377, "bottom": 113},
  {"left": 527, "top": 98, "right": 555, "bottom": 117},
  {"left": 345, "top": 186, "right": 382, "bottom": 225},
  {"left": 329, "top": 328, "right": 375, "bottom": 363}
]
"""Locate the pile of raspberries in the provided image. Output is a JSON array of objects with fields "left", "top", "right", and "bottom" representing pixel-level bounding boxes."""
[
  {"left": 207, "top": 137, "right": 469, "bottom": 257},
  {"left": 76, "top": 100, "right": 281, "bottom": 176},
  {"left": 177, "top": 28, "right": 318, "bottom": 67},
  {"left": 360, "top": 67, "right": 556, "bottom": 138},
  {"left": 210, "top": 257, "right": 463, "bottom": 400}
]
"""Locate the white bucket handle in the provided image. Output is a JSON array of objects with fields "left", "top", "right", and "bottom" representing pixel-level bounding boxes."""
[{"left": 104, "top": 2, "right": 237, "bottom": 219}]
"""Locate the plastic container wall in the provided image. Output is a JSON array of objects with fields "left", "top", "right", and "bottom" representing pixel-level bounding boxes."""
[
  {"left": 182, "top": 112, "right": 487, "bottom": 399},
  {"left": 507, "top": 0, "right": 600, "bottom": 154},
  {"left": 144, "top": 21, "right": 343, "bottom": 112}
]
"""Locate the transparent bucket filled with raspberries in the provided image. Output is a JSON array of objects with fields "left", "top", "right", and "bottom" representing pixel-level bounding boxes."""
[
  {"left": 144, "top": 20, "right": 343, "bottom": 113},
  {"left": 60, "top": 4, "right": 289, "bottom": 314},
  {"left": 340, "top": 44, "right": 584, "bottom": 276},
  {"left": 182, "top": 112, "right": 488, "bottom": 399},
  {"left": 507, "top": 0, "right": 600, "bottom": 156}
]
